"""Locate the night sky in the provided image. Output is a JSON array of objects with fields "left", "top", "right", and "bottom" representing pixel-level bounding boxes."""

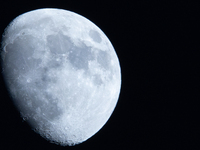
[{"left": 0, "top": 1, "right": 199, "bottom": 149}]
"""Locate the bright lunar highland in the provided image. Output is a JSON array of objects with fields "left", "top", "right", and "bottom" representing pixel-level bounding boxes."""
[{"left": 1, "top": 8, "right": 121, "bottom": 146}]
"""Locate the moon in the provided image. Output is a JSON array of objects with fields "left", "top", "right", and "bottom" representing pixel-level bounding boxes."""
[{"left": 1, "top": 8, "right": 121, "bottom": 146}]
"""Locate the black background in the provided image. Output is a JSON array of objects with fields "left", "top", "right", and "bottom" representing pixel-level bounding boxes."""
[{"left": 0, "top": 1, "right": 200, "bottom": 149}]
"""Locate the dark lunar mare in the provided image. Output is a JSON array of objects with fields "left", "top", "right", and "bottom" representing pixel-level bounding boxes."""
[{"left": 1, "top": 34, "right": 64, "bottom": 132}]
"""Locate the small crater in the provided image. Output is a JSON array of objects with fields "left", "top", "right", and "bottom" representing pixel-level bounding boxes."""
[
  {"left": 21, "top": 31, "right": 25, "bottom": 35},
  {"left": 47, "top": 56, "right": 63, "bottom": 68},
  {"left": 27, "top": 78, "right": 31, "bottom": 83}
]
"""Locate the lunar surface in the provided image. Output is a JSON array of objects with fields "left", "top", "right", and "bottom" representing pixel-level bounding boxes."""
[{"left": 1, "top": 8, "right": 121, "bottom": 146}]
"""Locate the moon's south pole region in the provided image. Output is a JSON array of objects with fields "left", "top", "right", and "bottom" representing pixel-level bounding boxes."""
[{"left": 1, "top": 8, "right": 121, "bottom": 146}]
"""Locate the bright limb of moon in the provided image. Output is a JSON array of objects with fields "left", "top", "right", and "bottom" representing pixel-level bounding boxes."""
[{"left": 1, "top": 8, "right": 121, "bottom": 146}]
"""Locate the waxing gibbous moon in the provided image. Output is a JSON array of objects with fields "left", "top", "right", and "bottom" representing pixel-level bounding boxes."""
[{"left": 1, "top": 8, "right": 121, "bottom": 146}]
